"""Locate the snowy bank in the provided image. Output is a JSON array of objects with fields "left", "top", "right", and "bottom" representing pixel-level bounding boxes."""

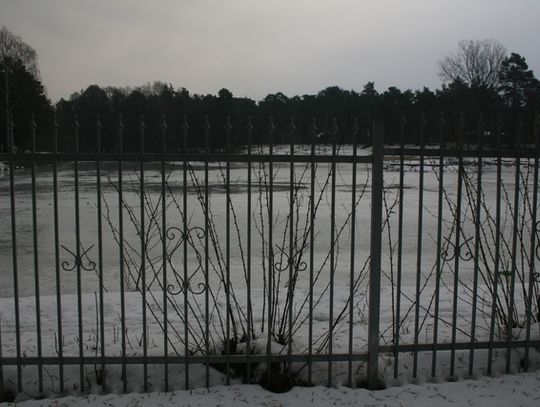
[{"left": 5, "top": 371, "right": 540, "bottom": 407}]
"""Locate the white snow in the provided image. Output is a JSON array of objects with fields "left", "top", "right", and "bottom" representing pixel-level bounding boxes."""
[{"left": 5, "top": 372, "right": 540, "bottom": 406}]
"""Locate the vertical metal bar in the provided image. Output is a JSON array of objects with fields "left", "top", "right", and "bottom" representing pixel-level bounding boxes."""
[
  {"left": 328, "top": 118, "right": 338, "bottom": 386},
  {"left": 52, "top": 113, "right": 64, "bottom": 393},
  {"left": 287, "top": 117, "right": 295, "bottom": 378},
  {"left": 0, "top": 287, "right": 2, "bottom": 395},
  {"left": 395, "top": 112, "right": 406, "bottom": 379},
  {"left": 368, "top": 119, "right": 384, "bottom": 390},
  {"left": 8, "top": 114, "right": 22, "bottom": 392},
  {"left": 469, "top": 115, "right": 484, "bottom": 376},
  {"left": 203, "top": 117, "right": 210, "bottom": 387},
  {"left": 348, "top": 118, "right": 359, "bottom": 386},
  {"left": 95, "top": 115, "right": 105, "bottom": 391},
  {"left": 118, "top": 115, "right": 127, "bottom": 392},
  {"left": 450, "top": 114, "right": 465, "bottom": 378},
  {"left": 308, "top": 118, "right": 316, "bottom": 385},
  {"left": 506, "top": 116, "right": 522, "bottom": 373},
  {"left": 30, "top": 115, "right": 43, "bottom": 394},
  {"left": 432, "top": 113, "right": 445, "bottom": 378},
  {"left": 487, "top": 115, "right": 503, "bottom": 376},
  {"left": 160, "top": 115, "right": 168, "bottom": 391},
  {"left": 413, "top": 113, "right": 425, "bottom": 379},
  {"left": 0, "top": 71, "right": 6, "bottom": 396},
  {"left": 182, "top": 115, "right": 190, "bottom": 389},
  {"left": 246, "top": 117, "right": 253, "bottom": 382},
  {"left": 524, "top": 114, "right": 539, "bottom": 370},
  {"left": 224, "top": 116, "right": 231, "bottom": 386},
  {"left": 266, "top": 117, "right": 275, "bottom": 387},
  {"left": 139, "top": 115, "right": 148, "bottom": 391},
  {"left": 73, "top": 114, "right": 84, "bottom": 391}
]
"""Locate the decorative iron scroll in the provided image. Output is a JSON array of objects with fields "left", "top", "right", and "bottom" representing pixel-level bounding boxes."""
[
  {"left": 165, "top": 226, "right": 207, "bottom": 295},
  {"left": 441, "top": 236, "right": 474, "bottom": 262},
  {"left": 61, "top": 244, "right": 96, "bottom": 272},
  {"left": 273, "top": 246, "right": 308, "bottom": 273}
]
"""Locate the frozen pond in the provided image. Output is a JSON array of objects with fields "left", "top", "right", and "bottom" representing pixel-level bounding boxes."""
[
  {"left": 0, "top": 147, "right": 534, "bottom": 299},
  {"left": 0, "top": 146, "right": 539, "bottom": 392}
]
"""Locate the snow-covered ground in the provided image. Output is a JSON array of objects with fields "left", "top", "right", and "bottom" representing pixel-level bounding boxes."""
[
  {"left": 1, "top": 145, "right": 539, "bottom": 401},
  {"left": 5, "top": 372, "right": 540, "bottom": 406}
]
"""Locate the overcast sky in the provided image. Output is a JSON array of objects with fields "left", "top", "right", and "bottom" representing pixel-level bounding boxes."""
[{"left": 2, "top": 0, "right": 539, "bottom": 102}]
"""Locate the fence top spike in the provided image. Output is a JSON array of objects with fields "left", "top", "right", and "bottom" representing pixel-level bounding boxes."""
[
  {"left": 225, "top": 115, "right": 232, "bottom": 132},
  {"left": 139, "top": 114, "right": 145, "bottom": 129},
  {"left": 477, "top": 113, "right": 485, "bottom": 130},
  {"left": 536, "top": 112, "right": 540, "bottom": 146},
  {"left": 419, "top": 111, "right": 426, "bottom": 126},
  {"left": 118, "top": 114, "right": 124, "bottom": 129},
  {"left": 289, "top": 116, "right": 296, "bottom": 132},
  {"left": 438, "top": 112, "right": 446, "bottom": 127},
  {"left": 458, "top": 112, "right": 466, "bottom": 128},
  {"left": 399, "top": 111, "right": 407, "bottom": 125},
  {"left": 309, "top": 117, "right": 317, "bottom": 133},
  {"left": 496, "top": 112, "right": 504, "bottom": 127},
  {"left": 330, "top": 117, "right": 338, "bottom": 133},
  {"left": 30, "top": 114, "right": 37, "bottom": 130},
  {"left": 268, "top": 116, "right": 275, "bottom": 132},
  {"left": 180, "top": 115, "right": 189, "bottom": 132},
  {"left": 246, "top": 116, "right": 254, "bottom": 131},
  {"left": 96, "top": 114, "right": 102, "bottom": 129},
  {"left": 352, "top": 117, "right": 359, "bottom": 134},
  {"left": 203, "top": 116, "right": 210, "bottom": 131},
  {"left": 161, "top": 114, "right": 168, "bottom": 129},
  {"left": 516, "top": 112, "right": 523, "bottom": 128},
  {"left": 53, "top": 111, "right": 58, "bottom": 128},
  {"left": 74, "top": 114, "right": 80, "bottom": 128}
]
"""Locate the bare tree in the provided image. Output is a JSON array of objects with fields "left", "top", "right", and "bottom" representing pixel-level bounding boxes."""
[
  {"left": 0, "top": 26, "right": 39, "bottom": 79},
  {"left": 437, "top": 39, "right": 507, "bottom": 89}
]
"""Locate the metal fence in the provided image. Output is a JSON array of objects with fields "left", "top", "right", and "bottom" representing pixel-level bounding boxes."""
[{"left": 0, "top": 113, "right": 539, "bottom": 397}]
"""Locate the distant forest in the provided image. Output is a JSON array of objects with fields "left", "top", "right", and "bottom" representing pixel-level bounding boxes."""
[
  {"left": 1, "top": 28, "right": 539, "bottom": 152},
  {"left": 5, "top": 78, "right": 538, "bottom": 154}
]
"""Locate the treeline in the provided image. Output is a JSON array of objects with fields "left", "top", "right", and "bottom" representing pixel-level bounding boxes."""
[
  {"left": 3, "top": 60, "right": 540, "bottom": 153},
  {"left": 21, "top": 82, "right": 540, "bottom": 153}
]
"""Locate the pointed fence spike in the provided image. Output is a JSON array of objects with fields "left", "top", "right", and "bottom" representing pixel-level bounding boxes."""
[
  {"left": 458, "top": 112, "right": 466, "bottom": 128},
  {"left": 268, "top": 116, "right": 275, "bottom": 132},
  {"left": 203, "top": 116, "right": 210, "bottom": 150},
  {"left": 140, "top": 115, "right": 145, "bottom": 129},
  {"left": 438, "top": 112, "right": 446, "bottom": 127},
  {"left": 246, "top": 116, "right": 254, "bottom": 132},
  {"left": 419, "top": 111, "right": 426, "bottom": 127},
  {"left": 331, "top": 117, "right": 338, "bottom": 133},
  {"left": 181, "top": 115, "right": 189, "bottom": 151},
  {"left": 352, "top": 118, "right": 359, "bottom": 135},
  {"left": 30, "top": 114, "right": 36, "bottom": 152},
  {"left": 289, "top": 116, "right": 296, "bottom": 133},
  {"left": 225, "top": 115, "right": 232, "bottom": 148},
  {"left": 309, "top": 117, "right": 317, "bottom": 133},
  {"left": 478, "top": 114, "right": 485, "bottom": 131},
  {"left": 400, "top": 111, "right": 407, "bottom": 126},
  {"left": 225, "top": 115, "right": 232, "bottom": 131}
]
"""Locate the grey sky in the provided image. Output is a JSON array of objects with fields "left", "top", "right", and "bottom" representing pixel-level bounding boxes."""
[{"left": 1, "top": 0, "right": 539, "bottom": 102}]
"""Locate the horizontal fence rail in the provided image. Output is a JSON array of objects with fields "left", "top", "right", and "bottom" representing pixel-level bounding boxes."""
[{"left": 0, "top": 112, "right": 539, "bottom": 398}]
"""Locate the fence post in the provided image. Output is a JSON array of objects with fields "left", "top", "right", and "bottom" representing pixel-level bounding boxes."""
[{"left": 368, "top": 119, "right": 384, "bottom": 389}]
